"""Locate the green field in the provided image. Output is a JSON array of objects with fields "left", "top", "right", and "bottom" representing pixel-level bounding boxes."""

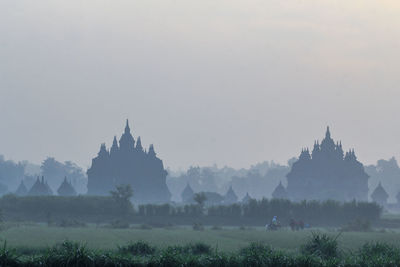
[{"left": 2, "top": 223, "right": 400, "bottom": 253}]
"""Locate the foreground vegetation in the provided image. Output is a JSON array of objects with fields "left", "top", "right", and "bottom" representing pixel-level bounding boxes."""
[
  {"left": 2, "top": 223, "right": 400, "bottom": 253},
  {"left": 1, "top": 232, "right": 400, "bottom": 266}
]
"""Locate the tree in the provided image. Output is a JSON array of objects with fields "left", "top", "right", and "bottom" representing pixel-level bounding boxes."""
[
  {"left": 194, "top": 192, "right": 207, "bottom": 207},
  {"left": 110, "top": 184, "right": 133, "bottom": 215},
  {"left": 41, "top": 157, "right": 87, "bottom": 194}
]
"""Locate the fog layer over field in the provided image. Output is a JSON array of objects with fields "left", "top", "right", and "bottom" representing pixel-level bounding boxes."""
[{"left": 1, "top": 0, "right": 400, "bottom": 170}]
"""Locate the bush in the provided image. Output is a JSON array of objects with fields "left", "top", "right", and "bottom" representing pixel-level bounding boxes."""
[
  {"left": 42, "top": 240, "right": 95, "bottom": 266},
  {"left": 0, "top": 195, "right": 382, "bottom": 227},
  {"left": 2, "top": 238, "right": 400, "bottom": 265},
  {"left": 118, "top": 240, "right": 156, "bottom": 256},
  {"left": 357, "top": 242, "right": 400, "bottom": 266},
  {"left": 359, "top": 242, "right": 399, "bottom": 258},
  {"left": 0, "top": 241, "right": 20, "bottom": 267},
  {"left": 147, "top": 221, "right": 174, "bottom": 228},
  {"left": 301, "top": 232, "right": 340, "bottom": 259},
  {"left": 164, "top": 242, "right": 211, "bottom": 255},
  {"left": 192, "top": 222, "right": 204, "bottom": 231},
  {"left": 139, "top": 223, "right": 152, "bottom": 230},
  {"left": 185, "top": 242, "right": 212, "bottom": 255},
  {"left": 0, "top": 195, "right": 122, "bottom": 222},
  {"left": 108, "top": 219, "right": 130, "bottom": 229},
  {"left": 211, "top": 225, "right": 222, "bottom": 230},
  {"left": 239, "top": 242, "right": 274, "bottom": 266},
  {"left": 240, "top": 242, "right": 272, "bottom": 256}
]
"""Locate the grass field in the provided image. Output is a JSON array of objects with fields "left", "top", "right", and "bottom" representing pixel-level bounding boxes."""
[{"left": 2, "top": 223, "right": 400, "bottom": 253}]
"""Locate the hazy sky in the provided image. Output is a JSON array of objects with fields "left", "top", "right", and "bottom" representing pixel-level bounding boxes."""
[{"left": 1, "top": 0, "right": 400, "bottom": 170}]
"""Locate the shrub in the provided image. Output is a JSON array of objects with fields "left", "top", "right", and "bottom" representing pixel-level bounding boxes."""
[
  {"left": 239, "top": 242, "right": 274, "bottom": 266},
  {"left": 139, "top": 223, "right": 152, "bottom": 230},
  {"left": 185, "top": 242, "right": 212, "bottom": 255},
  {"left": 118, "top": 240, "right": 156, "bottom": 256},
  {"left": 108, "top": 219, "right": 130, "bottom": 229},
  {"left": 192, "top": 222, "right": 204, "bottom": 231},
  {"left": 240, "top": 242, "right": 272, "bottom": 256},
  {"left": 301, "top": 231, "right": 340, "bottom": 259},
  {"left": 211, "top": 225, "right": 222, "bottom": 230},
  {"left": 359, "top": 242, "right": 399, "bottom": 258},
  {"left": 2, "top": 238, "right": 400, "bottom": 265},
  {"left": 164, "top": 242, "right": 211, "bottom": 255},
  {"left": 357, "top": 242, "right": 400, "bottom": 266},
  {"left": 0, "top": 241, "right": 20, "bottom": 267},
  {"left": 147, "top": 221, "right": 173, "bottom": 228},
  {"left": 154, "top": 248, "right": 185, "bottom": 266},
  {"left": 42, "top": 240, "right": 95, "bottom": 266},
  {"left": 0, "top": 195, "right": 382, "bottom": 227}
]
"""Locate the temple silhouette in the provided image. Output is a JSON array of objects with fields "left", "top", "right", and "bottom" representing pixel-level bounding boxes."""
[
  {"left": 57, "top": 177, "right": 77, "bottom": 196},
  {"left": 28, "top": 176, "right": 53, "bottom": 196},
  {"left": 181, "top": 183, "right": 195, "bottom": 203},
  {"left": 224, "top": 186, "right": 238, "bottom": 204},
  {"left": 272, "top": 181, "right": 287, "bottom": 199},
  {"left": 371, "top": 182, "right": 388, "bottom": 207},
  {"left": 87, "top": 120, "right": 171, "bottom": 203},
  {"left": 286, "top": 127, "right": 369, "bottom": 202}
]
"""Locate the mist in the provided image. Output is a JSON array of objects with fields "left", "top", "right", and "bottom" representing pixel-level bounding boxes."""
[
  {"left": 1, "top": 0, "right": 400, "bottom": 170},
  {"left": 1, "top": 1, "right": 400, "bottom": 264}
]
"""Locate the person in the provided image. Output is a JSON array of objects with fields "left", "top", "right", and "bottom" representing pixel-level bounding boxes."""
[
  {"left": 266, "top": 216, "right": 279, "bottom": 231},
  {"left": 272, "top": 216, "right": 278, "bottom": 226}
]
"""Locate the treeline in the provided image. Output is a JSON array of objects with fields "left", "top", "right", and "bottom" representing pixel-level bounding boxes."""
[
  {"left": 167, "top": 161, "right": 291, "bottom": 201},
  {"left": 138, "top": 198, "right": 382, "bottom": 226},
  {"left": 0, "top": 194, "right": 122, "bottom": 222},
  {"left": 0, "top": 155, "right": 87, "bottom": 195},
  {"left": 0, "top": 194, "right": 382, "bottom": 227}
]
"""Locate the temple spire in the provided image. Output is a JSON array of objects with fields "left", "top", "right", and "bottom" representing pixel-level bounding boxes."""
[
  {"left": 325, "top": 126, "right": 331, "bottom": 139},
  {"left": 119, "top": 120, "right": 135, "bottom": 150},
  {"left": 148, "top": 144, "right": 156, "bottom": 157},
  {"left": 125, "top": 119, "right": 130, "bottom": 134},
  {"left": 98, "top": 143, "right": 109, "bottom": 157},
  {"left": 136, "top": 136, "right": 143, "bottom": 151},
  {"left": 110, "top": 136, "right": 119, "bottom": 155}
]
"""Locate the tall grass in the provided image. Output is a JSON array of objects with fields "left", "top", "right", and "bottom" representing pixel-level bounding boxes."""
[
  {"left": 0, "top": 241, "right": 20, "bottom": 267},
  {"left": 301, "top": 231, "right": 341, "bottom": 259},
  {"left": 117, "top": 240, "right": 156, "bottom": 256},
  {"left": 0, "top": 234, "right": 399, "bottom": 266}
]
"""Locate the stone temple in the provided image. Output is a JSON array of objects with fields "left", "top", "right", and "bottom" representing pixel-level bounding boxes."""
[
  {"left": 286, "top": 127, "right": 369, "bottom": 202},
  {"left": 87, "top": 120, "right": 171, "bottom": 203}
]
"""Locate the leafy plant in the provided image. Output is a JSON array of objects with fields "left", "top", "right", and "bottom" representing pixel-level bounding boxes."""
[
  {"left": 42, "top": 240, "right": 95, "bottom": 266},
  {"left": 185, "top": 242, "right": 212, "bottom": 255},
  {"left": 193, "top": 192, "right": 207, "bottom": 207},
  {"left": 301, "top": 231, "right": 341, "bottom": 259},
  {"left": 0, "top": 241, "right": 20, "bottom": 267},
  {"left": 118, "top": 240, "right": 156, "bottom": 256},
  {"left": 110, "top": 184, "right": 134, "bottom": 216}
]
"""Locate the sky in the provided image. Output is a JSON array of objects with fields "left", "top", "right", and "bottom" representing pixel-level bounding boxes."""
[{"left": 0, "top": 0, "right": 400, "bottom": 170}]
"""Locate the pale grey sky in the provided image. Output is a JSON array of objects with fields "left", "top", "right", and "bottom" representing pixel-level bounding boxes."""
[{"left": 1, "top": 0, "right": 399, "bottom": 170}]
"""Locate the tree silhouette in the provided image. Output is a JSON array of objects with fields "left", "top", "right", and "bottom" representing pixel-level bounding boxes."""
[
  {"left": 194, "top": 192, "right": 207, "bottom": 207},
  {"left": 110, "top": 184, "right": 133, "bottom": 215}
]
